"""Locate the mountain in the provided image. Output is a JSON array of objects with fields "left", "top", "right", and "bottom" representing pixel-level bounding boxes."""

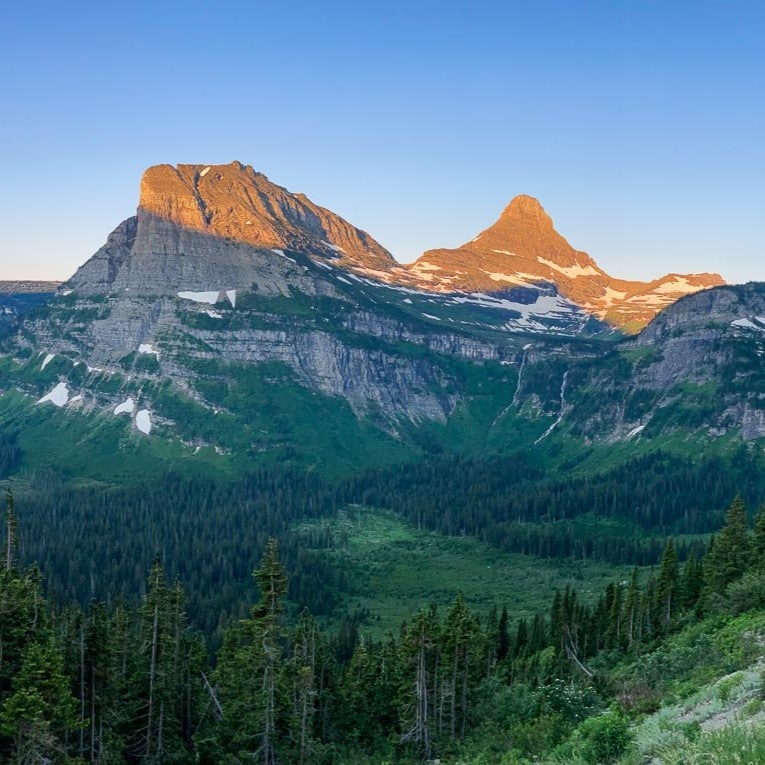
[
  {"left": 405, "top": 194, "right": 724, "bottom": 332},
  {"left": 0, "top": 161, "right": 758, "bottom": 482},
  {"left": 0, "top": 281, "right": 60, "bottom": 338}
]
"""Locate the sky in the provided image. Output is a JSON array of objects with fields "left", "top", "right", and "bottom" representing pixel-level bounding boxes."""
[{"left": 2, "top": 1, "right": 763, "bottom": 284}]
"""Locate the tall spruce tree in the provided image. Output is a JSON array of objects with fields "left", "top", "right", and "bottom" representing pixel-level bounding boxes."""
[
  {"left": 212, "top": 539, "right": 288, "bottom": 765},
  {"left": 704, "top": 495, "right": 751, "bottom": 601}
]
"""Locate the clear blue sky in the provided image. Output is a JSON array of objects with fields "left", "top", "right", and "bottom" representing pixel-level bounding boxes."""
[{"left": 2, "top": 1, "right": 763, "bottom": 283}]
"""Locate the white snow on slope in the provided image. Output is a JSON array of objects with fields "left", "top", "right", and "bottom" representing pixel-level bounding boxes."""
[
  {"left": 653, "top": 277, "right": 697, "bottom": 295},
  {"left": 138, "top": 343, "right": 158, "bottom": 356},
  {"left": 322, "top": 241, "right": 345, "bottom": 253},
  {"left": 626, "top": 425, "right": 645, "bottom": 439},
  {"left": 178, "top": 291, "right": 220, "bottom": 304},
  {"left": 412, "top": 262, "right": 442, "bottom": 271},
  {"left": 422, "top": 313, "right": 441, "bottom": 321},
  {"left": 270, "top": 248, "right": 296, "bottom": 263},
  {"left": 136, "top": 410, "right": 152, "bottom": 435},
  {"left": 200, "top": 166, "right": 211, "bottom": 177},
  {"left": 537, "top": 257, "right": 601, "bottom": 278},
  {"left": 38, "top": 382, "right": 69, "bottom": 407},
  {"left": 41, "top": 353, "right": 55, "bottom": 370},
  {"left": 114, "top": 397, "right": 135, "bottom": 416},
  {"left": 206, "top": 310, "right": 223, "bottom": 319},
  {"left": 485, "top": 272, "right": 531, "bottom": 285},
  {"left": 732, "top": 318, "right": 758, "bottom": 329},
  {"left": 178, "top": 290, "right": 236, "bottom": 308}
]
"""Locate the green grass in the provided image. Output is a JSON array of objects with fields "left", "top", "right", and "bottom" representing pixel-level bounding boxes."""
[{"left": 297, "top": 506, "right": 637, "bottom": 638}]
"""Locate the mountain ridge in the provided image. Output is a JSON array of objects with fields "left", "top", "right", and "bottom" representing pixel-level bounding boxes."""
[
  {"left": 407, "top": 193, "right": 724, "bottom": 332},
  {"left": 63, "top": 162, "right": 722, "bottom": 333}
]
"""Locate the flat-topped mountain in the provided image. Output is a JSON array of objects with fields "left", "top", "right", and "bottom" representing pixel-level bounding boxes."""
[
  {"left": 68, "top": 161, "right": 396, "bottom": 295},
  {"left": 406, "top": 195, "right": 724, "bottom": 332}
]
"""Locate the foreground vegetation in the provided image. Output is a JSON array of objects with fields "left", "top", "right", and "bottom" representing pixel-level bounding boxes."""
[{"left": 2, "top": 489, "right": 765, "bottom": 764}]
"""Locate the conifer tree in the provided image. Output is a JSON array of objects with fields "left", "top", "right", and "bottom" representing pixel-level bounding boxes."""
[
  {"left": 3, "top": 488, "right": 19, "bottom": 571},
  {"left": 704, "top": 495, "right": 751, "bottom": 600},
  {"left": 656, "top": 539, "right": 679, "bottom": 627},
  {"left": 212, "top": 539, "right": 288, "bottom": 765}
]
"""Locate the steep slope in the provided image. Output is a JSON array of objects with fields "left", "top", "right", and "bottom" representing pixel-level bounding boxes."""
[
  {"left": 0, "top": 161, "right": 757, "bottom": 481},
  {"left": 518, "top": 282, "right": 765, "bottom": 447},
  {"left": 406, "top": 195, "right": 724, "bottom": 332},
  {"left": 69, "top": 161, "right": 396, "bottom": 296}
]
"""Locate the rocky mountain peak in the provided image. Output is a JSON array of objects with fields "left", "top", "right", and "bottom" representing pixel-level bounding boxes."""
[
  {"left": 406, "top": 195, "right": 724, "bottom": 332},
  {"left": 137, "top": 161, "right": 396, "bottom": 271},
  {"left": 66, "top": 161, "right": 397, "bottom": 296},
  {"left": 499, "top": 194, "right": 552, "bottom": 223}
]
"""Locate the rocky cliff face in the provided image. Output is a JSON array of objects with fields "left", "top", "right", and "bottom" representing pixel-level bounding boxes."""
[
  {"left": 405, "top": 195, "right": 724, "bottom": 332},
  {"left": 69, "top": 162, "right": 396, "bottom": 296},
  {"left": 542, "top": 283, "right": 765, "bottom": 443},
  {"left": 4, "top": 161, "right": 758, "bottom": 472}
]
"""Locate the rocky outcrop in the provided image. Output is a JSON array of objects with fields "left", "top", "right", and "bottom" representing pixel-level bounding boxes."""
[{"left": 405, "top": 195, "right": 724, "bottom": 332}]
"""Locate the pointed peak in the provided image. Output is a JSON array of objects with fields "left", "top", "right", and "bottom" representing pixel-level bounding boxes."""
[{"left": 499, "top": 195, "right": 552, "bottom": 224}]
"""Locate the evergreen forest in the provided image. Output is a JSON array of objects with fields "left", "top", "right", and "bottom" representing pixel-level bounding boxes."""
[{"left": 4, "top": 479, "right": 765, "bottom": 764}]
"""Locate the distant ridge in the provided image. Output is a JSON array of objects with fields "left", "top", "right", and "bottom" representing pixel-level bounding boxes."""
[
  {"left": 405, "top": 195, "right": 724, "bottom": 332},
  {"left": 0, "top": 281, "right": 61, "bottom": 294}
]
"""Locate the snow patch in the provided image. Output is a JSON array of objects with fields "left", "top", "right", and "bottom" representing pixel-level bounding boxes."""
[
  {"left": 422, "top": 313, "right": 441, "bottom": 321},
  {"left": 491, "top": 249, "right": 517, "bottom": 257},
  {"left": 653, "top": 277, "right": 697, "bottom": 295},
  {"left": 322, "top": 241, "right": 345, "bottom": 253},
  {"left": 114, "top": 397, "right": 135, "bottom": 416},
  {"left": 732, "top": 318, "right": 758, "bottom": 329},
  {"left": 601, "top": 287, "right": 627, "bottom": 305},
  {"left": 136, "top": 410, "right": 152, "bottom": 435},
  {"left": 200, "top": 166, "right": 211, "bottom": 177},
  {"left": 37, "top": 382, "right": 69, "bottom": 408},
  {"left": 41, "top": 353, "right": 55, "bottom": 370},
  {"left": 412, "top": 262, "right": 442, "bottom": 272},
  {"left": 60, "top": 289, "right": 73, "bottom": 296},
  {"left": 178, "top": 291, "right": 221, "bottom": 305},
  {"left": 403, "top": 298, "right": 413, "bottom": 304},
  {"left": 226, "top": 290, "right": 236, "bottom": 308},
  {"left": 626, "top": 425, "right": 645, "bottom": 439},
  {"left": 537, "top": 257, "right": 601, "bottom": 278},
  {"left": 205, "top": 309, "right": 223, "bottom": 319},
  {"left": 485, "top": 271, "right": 531, "bottom": 285},
  {"left": 270, "top": 248, "right": 296, "bottom": 263},
  {"left": 138, "top": 343, "right": 158, "bottom": 356}
]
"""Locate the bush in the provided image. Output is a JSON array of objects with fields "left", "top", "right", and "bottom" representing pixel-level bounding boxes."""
[{"left": 575, "top": 708, "right": 632, "bottom": 764}]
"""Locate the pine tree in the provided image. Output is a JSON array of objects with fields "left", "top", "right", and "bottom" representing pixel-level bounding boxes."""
[
  {"left": 704, "top": 495, "right": 751, "bottom": 600},
  {"left": 752, "top": 504, "right": 765, "bottom": 566},
  {"left": 0, "top": 638, "right": 80, "bottom": 764},
  {"left": 497, "top": 606, "right": 510, "bottom": 663},
  {"left": 212, "top": 539, "right": 288, "bottom": 765},
  {"left": 656, "top": 539, "right": 679, "bottom": 628},
  {"left": 3, "top": 488, "right": 19, "bottom": 571}
]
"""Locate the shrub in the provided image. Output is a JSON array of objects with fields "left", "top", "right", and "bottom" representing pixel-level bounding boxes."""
[{"left": 575, "top": 708, "right": 632, "bottom": 764}]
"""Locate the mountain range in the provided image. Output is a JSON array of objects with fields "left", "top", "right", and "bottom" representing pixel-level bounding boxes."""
[{"left": 0, "top": 161, "right": 760, "bottom": 481}]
